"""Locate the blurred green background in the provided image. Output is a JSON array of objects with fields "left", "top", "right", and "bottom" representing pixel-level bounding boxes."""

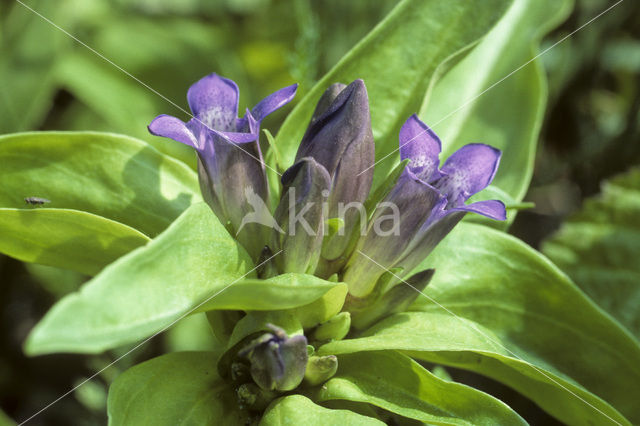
[{"left": 0, "top": 0, "right": 639, "bottom": 424}]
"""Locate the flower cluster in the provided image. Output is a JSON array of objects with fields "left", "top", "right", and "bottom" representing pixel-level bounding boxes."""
[{"left": 149, "top": 72, "right": 506, "bottom": 393}]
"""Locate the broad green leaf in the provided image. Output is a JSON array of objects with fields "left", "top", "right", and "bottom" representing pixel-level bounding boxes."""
[
  {"left": 196, "top": 274, "right": 345, "bottom": 313},
  {"left": 274, "top": 0, "right": 514, "bottom": 184},
  {"left": 0, "top": 208, "right": 149, "bottom": 276},
  {"left": 25, "top": 203, "right": 253, "bottom": 355},
  {"left": 0, "top": 132, "right": 200, "bottom": 238},
  {"left": 317, "top": 351, "right": 526, "bottom": 425},
  {"left": 107, "top": 351, "right": 245, "bottom": 426},
  {"left": 543, "top": 167, "right": 640, "bottom": 338},
  {"left": 165, "top": 313, "right": 220, "bottom": 353},
  {"left": 320, "top": 224, "right": 640, "bottom": 425},
  {"left": 421, "top": 0, "right": 573, "bottom": 203},
  {"left": 322, "top": 314, "right": 630, "bottom": 426},
  {"left": 260, "top": 395, "right": 384, "bottom": 426}
]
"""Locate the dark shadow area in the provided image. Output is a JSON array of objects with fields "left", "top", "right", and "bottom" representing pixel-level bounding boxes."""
[
  {"left": 0, "top": 256, "right": 104, "bottom": 425},
  {"left": 0, "top": 256, "right": 164, "bottom": 425}
]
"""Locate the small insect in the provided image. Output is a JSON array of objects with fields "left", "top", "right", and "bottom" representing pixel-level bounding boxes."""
[{"left": 24, "top": 197, "right": 51, "bottom": 206}]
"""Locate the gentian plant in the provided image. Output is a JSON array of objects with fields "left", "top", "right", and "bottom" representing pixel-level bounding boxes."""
[
  {"left": 2, "top": 1, "right": 639, "bottom": 425},
  {"left": 146, "top": 73, "right": 508, "bottom": 404}
]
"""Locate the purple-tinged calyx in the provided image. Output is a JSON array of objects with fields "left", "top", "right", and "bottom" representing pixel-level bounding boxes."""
[
  {"left": 344, "top": 114, "right": 506, "bottom": 297},
  {"left": 148, "top": 73, "right": 297, "bottom": 259},
  {"left": 238, "top": 324, "right": 308, "bottom": 392}
]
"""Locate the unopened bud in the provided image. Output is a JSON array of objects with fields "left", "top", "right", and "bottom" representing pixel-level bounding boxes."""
[
  {"left": 304, "top": 355, "right": 338, "bottom": 386},
  {"left": 312, "top": 312, "right": 351, "bottom": 342},
  {"left": 238, "top": 324, "right": 308, "bottom": 391}
]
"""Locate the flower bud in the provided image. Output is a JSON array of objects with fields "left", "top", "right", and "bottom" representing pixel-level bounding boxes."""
[
  {"left": 271, "top": 157, "right": 331, "bottom": 274},
  {"left": 295, "top": 80, "right": 375, "bottom": 265},
  {"left": 239, "top": 324, "right": 308, "bottom": 392},
  {"left": 304, "top": 355, "right": 338, "bottom": 386},
  {"left": 309, "top": 83, "right": 347, "bottom": 124},
  {"left": 311, "top": 312, "right": 351, "bottom": 342}
]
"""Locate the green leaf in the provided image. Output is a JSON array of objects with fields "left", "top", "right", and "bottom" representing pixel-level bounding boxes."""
[
  {"left": 274, "top": 0, "right": 514, "bottom": 184},
  {"left": 0, "top": 1, "right": 70, "bottom": 133},
  {"left": 320, "top": 223, "right": 640, "bottom": 425},
  {"left": 54, "top": 53, "right": 195, "bottom": 166},
  {"left": 420, "top": 0, "right": 572, "bottom": 204},
  {"left": 0, "top": 132, "right": 200, "bottom": 238},
  {"left": 543, "top": 167, "right": 640, "bottom": 339},
  {"left": 316, "top": 351, "right": 526, "bottom": 425},
  {"left": 165, "top": 313, "right": 219, "bottom": 352},
  {"left": 25, "top": 203, "right": 253, "bottom": 355},
  {"left": 0, "top": 409, "right": 15, "bottom": 426},
  {"left": 107, "top": 351, "right": 245, "bottom": 426},
  {"left": 55, "top": 53, "right": 156, "bottom": 141},
  {"left": 285, "top": 283, "right": 348, "bottom": 329},
  {"left": 260, "top": 395, "right": 384, "bottom": 426},
  {"left": 25, "top": 263, "right": 85, "bottom": 298},
  {"left": 196, "top": 274, "right": 345, "bottom": 312},
  {"left": 0, "top": 208, "right": 150, "bottom": 276}
]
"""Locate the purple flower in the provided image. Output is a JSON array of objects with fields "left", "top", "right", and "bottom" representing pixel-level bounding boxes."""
[
  {"left": 148, "top": 73, "right": 297, "bottom": 258},
  {"left": 344, "top": 114, "right": 506, "bottom": 297}
]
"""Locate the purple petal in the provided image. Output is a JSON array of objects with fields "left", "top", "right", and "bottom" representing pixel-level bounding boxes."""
[
  {"left": 399, "top": 114, "right": 442, "bottom": 182},
  {"left": 186, "top": 117, "right": 258, "bottom": 152},
  {"left": 396, "top": 198, "right": 506, "bottom": 273},
  {"left": 148, "top": 114, "right": 198, "bottom": 149},
  {"left": 251, "top": 84, "right": 298, "bottom": 123},
  {"left": 435, "top": 143, "right": 501, "bottom": 201},
  {"left": 246, "top": 109, "right": 259, "bottom": 134},
  {"left": 449, "top": 199, "right": 507, "bottom": 220},
  {"left": 215, "top": 130, "right": 258, "bottom": 144},
  {"left": 235, "top": 108, "right": 261, "bottom": 135},
  {"left": 187, "top": 73, "right": 239, "bottom": 131}
]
